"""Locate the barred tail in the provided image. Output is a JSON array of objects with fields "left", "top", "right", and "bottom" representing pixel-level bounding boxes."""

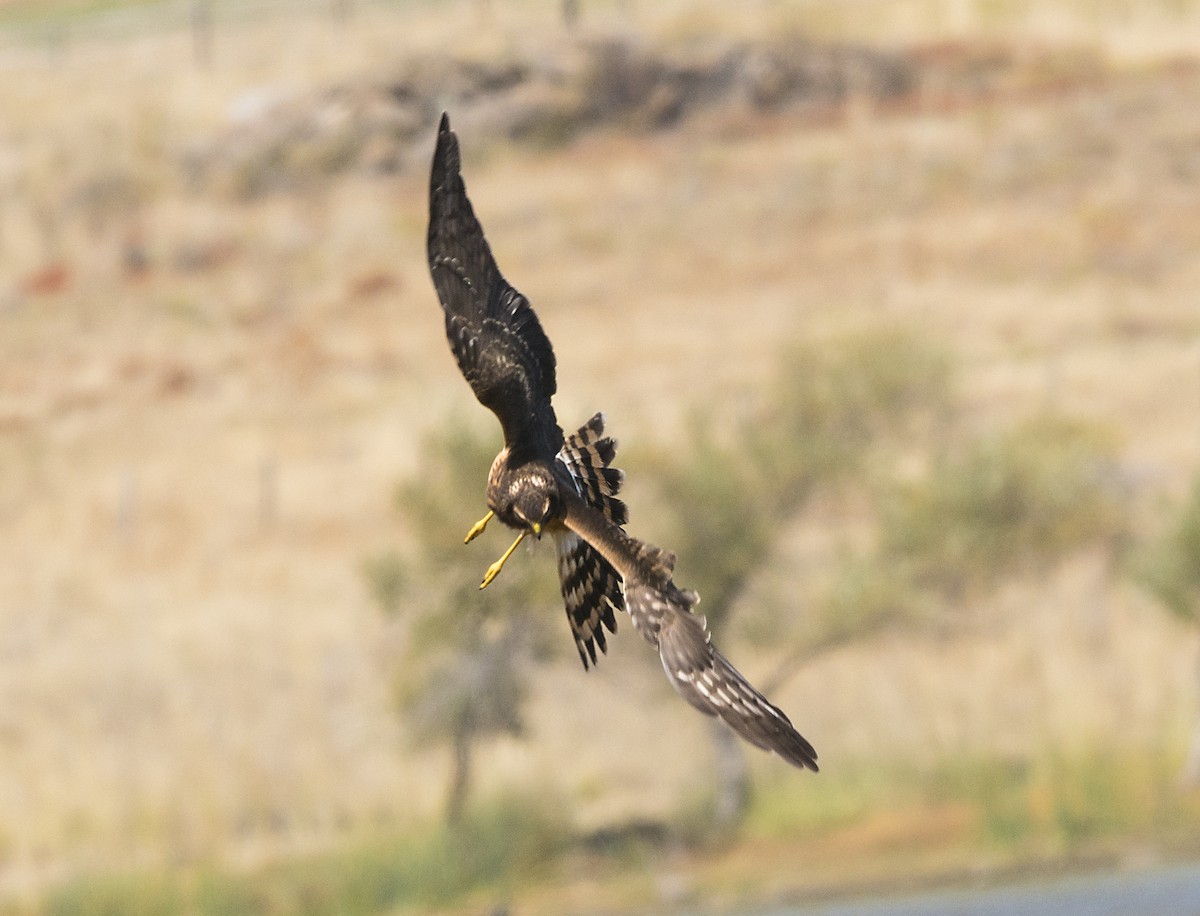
[
  {"left": 553, "top": 530, "right": 620, "bottom": 669},
  {"left": 558, "top": 412, "right": 627, "bottom": 527},
  {"left": 555, "top": 412, "right": 629, "bottom": 669}
]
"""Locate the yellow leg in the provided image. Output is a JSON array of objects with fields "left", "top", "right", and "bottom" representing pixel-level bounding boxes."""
[
  {"left": 479, "top": 531, "right": 526, "bottom": 589},
  {"left": 464, "top": 510, "right": 494, "bottom": 544}
]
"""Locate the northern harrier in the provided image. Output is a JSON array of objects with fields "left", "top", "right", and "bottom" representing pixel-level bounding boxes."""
[{"left": 426, "top": 113, "right": 817, "bottom": 771}]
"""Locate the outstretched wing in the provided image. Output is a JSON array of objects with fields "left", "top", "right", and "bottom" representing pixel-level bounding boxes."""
[
  {"left": 626, "top": 580, "right": 818, "bottom": 771},
  {"left": 560, "top": 492, "right": 819, "bottom": 772},
  {"left": 427, "top": 112, "right": 562, "bottom": 458},
  {"left": 553, "top": 413, "right": 628, "bottom": 669}
]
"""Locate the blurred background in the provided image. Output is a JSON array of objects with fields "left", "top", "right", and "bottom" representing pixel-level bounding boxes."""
[{"left": 1, "top": 0, "right": 1200, "bottom": 913}]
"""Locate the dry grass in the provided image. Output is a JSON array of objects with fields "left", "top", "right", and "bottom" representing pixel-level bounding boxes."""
[{"left": 1, "top": 0, "right": 1200, "bottom": 909}]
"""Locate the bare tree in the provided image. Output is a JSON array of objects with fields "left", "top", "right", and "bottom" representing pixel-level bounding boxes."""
[
  {"left": 367, "top": 420, "right": 556, "bottom": 823},
  {"left": 651, "top": 329, "right": 953, "bottom": 831}
]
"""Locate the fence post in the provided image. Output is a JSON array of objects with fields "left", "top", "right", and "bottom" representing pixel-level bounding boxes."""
[
  {"left": 192, "top": 0, "right": 213, "bottom": 68},
  {"left": 118, "top": 468, "right": 138, "bottom": 540},
  {"left": 259, "top": 455, "right": 278, "bottom": 530},
  {"left": 562, "top": 0, "right": 580, "bottom": 31}
]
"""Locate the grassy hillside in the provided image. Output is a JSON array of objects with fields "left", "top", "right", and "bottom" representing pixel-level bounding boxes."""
[{"left": 1, "top": 0, "right": 1199, "bottom": 911}]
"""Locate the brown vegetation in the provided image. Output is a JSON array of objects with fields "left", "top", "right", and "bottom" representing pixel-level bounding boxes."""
[{"left": 1, "top": 0, "right": 1200, "bottom": 910}]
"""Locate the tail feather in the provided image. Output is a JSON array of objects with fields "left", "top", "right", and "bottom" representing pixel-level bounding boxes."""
[
  {"left": 555, "top": 412, "right": 629, "bottom": 669},
  {"left": 559, "top": 412, "right": 628, "bottom": 527},
  {"left": 553, "top": 530, "right": 620, "bottom": 669}
]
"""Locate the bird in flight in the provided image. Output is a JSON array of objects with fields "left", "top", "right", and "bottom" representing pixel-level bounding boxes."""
[{"left": 426, "top": 113, "right": 817, "bottom": 771}]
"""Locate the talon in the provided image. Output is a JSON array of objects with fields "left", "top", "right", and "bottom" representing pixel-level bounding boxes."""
[
  {"left": 464, "top": 510, "right": 494, "bottom": 544},
  {"left": 479, "top": 562, "right": 502, "bottom": 590},
  {"left": 479, "top": 531, "right": 526, "bottom": 589}
]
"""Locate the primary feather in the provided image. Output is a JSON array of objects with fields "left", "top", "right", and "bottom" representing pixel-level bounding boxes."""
[{"left": 427, "top": 112, "right": 561, "bottom": 459}]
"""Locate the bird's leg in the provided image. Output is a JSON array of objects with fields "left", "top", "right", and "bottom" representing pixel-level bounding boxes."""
[
  {"left": 464, "top": 510, "right": 494, "bottom": 544},
  {"left": 479, "top": 531, "right": 526, "bottom": 589}
]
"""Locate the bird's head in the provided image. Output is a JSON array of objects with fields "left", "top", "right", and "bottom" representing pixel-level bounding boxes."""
[{"left": 511, "top": 487, "right": 558, "bottom": 539}]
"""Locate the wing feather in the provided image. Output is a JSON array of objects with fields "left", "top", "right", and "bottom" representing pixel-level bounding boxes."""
[
  {"left": 561, "top": 492, "right": 819, "bottom": 772},
  {"left": 427, "top": 112, "right": 562, "bottom": 457}
]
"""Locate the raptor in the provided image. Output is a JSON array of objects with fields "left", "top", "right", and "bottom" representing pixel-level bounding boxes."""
[{"left": 427, "top": 113, "right": 817, "bottom": 771}]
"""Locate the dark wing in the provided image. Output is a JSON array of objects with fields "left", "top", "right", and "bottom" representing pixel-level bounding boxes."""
[
  {"left": 427, "top": 112, "right": 562, "bottom": 458},
  {"left": 560, "top": 492, "right": 819, "bottom": 772},
  {"left": 553, "top": 413, "right": 628, "bottom": 669}
]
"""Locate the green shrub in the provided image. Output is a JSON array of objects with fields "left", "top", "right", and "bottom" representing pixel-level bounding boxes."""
[
  {"left": 881, "top": 413, "right": 1125, "bottom": 598},
  {"left": 759, "top": 327, "right": 954, "bottom": 490},
  {"left": 655, "top": 327, "right": 953, "bottom": 636},
  {"left": 40, "top": 793, "right": 568, "bottom": 916},
  {"left": 748, "top": 747, "right": 1180, "bottom": 854},
  {"left": 819, "top": 555, "right": 926, "bottom": 640},
  {"left": 1137, "top": 475, "right": 1200, "bottom": 623},
  {"left": 47, "top": 875, "right": 184, "bottom": 916},
  {"left": 361, "top": 552, "right": 406, "bottom": 617}
]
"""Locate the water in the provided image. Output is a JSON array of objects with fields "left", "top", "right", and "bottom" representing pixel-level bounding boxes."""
[{"left": 754, "top": 863, "right": 1200, "bottom": 916}]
